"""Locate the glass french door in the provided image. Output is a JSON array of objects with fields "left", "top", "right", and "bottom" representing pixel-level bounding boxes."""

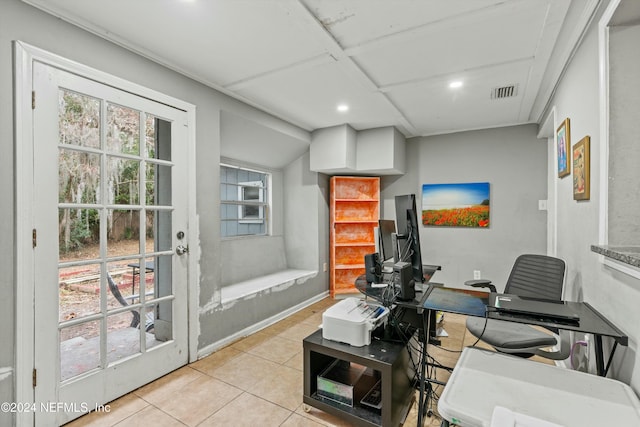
[{"left": 32, "top": 61, "right": 189, "bottom": 426}]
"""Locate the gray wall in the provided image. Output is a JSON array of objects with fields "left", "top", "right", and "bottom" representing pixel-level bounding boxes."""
[
  {"left": 283, "top": 152, "right": 327, "bottom": 272},
  {"left": 608, "top": 24, "right": 640, "bottom": 245},
  {"left": 1, "top": 0, "right": 328, "bottom": 415},
  {"left": 381, "top": 124, "right": 548, "bottom": 290},
  {"left": 546, "top": 1, "right": 640, "bottom": 390}
]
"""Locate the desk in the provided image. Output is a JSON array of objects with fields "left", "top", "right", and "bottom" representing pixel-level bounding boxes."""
[
  {"left": 421, "top": 287, "right": 628, "bottom": 377},
  {"left": 439, "top": 347, "right": 640, "bottom": 426},
  {"left": 487, "top": 293, "right": 627, "bottom": 377}
]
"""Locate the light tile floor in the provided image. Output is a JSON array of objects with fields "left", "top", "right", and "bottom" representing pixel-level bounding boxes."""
[{"left": 65, "top": 297, "right": 551, "bottom": 427}]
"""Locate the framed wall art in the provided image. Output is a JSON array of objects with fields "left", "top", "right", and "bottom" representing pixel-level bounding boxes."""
[
  {"left": 421, "top": 182, "right": 490, "bottom": 227},
  {"left": 557, "top": 118, "right": 570, "bottom": 178},
  {"left": 573, "top": 136, "right": 590, "bottom": 200}
]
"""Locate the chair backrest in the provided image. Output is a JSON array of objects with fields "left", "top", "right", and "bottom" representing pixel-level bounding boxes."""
[{"left": 504, "top": 254, "right": 566, "bottom": 300}]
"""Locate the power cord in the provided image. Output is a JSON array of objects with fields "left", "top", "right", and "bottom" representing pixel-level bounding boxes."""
[{"left": 468, "top": 306, "right": 495, "bottom": 348}]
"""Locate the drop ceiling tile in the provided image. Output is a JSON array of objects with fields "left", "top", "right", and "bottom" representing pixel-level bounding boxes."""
[
  {"left": 31, "top": 0, "right": 328, "bottom": 85},
  {"left": 235, "top": 60, "right": 400, "bottom": 131},
  {"left": 301, "top": 0, "right": 503, "bottom": 49},
  {"left": 388, "top": 62, "right": 532, "bottom": 135},
  {"left": 353, "top": 1, "right": 550, "bottom": 87}
]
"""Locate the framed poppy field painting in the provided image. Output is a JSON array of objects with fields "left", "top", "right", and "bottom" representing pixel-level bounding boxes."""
[{"left": 421, "top": 182, "right": 490, "bottom": 227}]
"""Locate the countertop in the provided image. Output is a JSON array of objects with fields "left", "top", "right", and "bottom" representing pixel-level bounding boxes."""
[{"left": 591, "top": 245, "right": 640, "bottom": 268}]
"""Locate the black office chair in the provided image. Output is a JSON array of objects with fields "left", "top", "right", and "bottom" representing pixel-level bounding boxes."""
[{"left": 465, "top": 254, "right": 570, "bottom": 360}]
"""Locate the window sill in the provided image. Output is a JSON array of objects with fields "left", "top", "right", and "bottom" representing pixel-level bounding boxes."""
[
  {"left": 591, "top": 245, "right": 640, "bottom": 279},
  {"left": 220, "top": 269, "right": 317, "bottom": 305}
]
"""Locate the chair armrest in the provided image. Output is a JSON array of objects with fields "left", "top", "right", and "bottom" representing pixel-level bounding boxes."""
[{"left": 464, "top": 279, "right": 497, "bottom": 293}]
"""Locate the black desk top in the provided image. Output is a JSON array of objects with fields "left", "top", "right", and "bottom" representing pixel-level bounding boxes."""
[
  {"left": 354, "top": 269, "right": 628, "bottom": 347},
  {"left": 416, "top": 286, "right": 628, "bottom": 345},
  {"left": 486, "top": 293, "right": 628, "bottom": 345}
]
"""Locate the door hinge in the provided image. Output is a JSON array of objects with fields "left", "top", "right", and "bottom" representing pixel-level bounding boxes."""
[
  {"left": 32, "top": 90, "right": 35, "bottom": 109},
  {"left": 32, "top": 368, "right": 37, "bottom": 387},
  {"left": 32, "top": 229, "right": 37, "bottom": 248}
]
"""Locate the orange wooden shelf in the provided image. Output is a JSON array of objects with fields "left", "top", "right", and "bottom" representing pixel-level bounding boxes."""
[{"left": 330, "top": 176, "right": 380, "bottom": 298}]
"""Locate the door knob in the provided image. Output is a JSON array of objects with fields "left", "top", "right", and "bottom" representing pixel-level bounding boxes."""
[{"left": 176, "top": 245, "right": 189, "bottom": 255}]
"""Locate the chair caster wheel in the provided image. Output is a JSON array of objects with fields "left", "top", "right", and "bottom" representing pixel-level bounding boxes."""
[{"left": 302, "top": 404, "right": 311, "bottom": 413}]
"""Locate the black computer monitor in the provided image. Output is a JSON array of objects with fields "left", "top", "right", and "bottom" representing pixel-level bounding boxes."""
[
  {"left": 377, "top": 219, "right": 396, "bottom": 264},
  {"left": 395, "top": 194, "right": 424, "bottom": 283}
]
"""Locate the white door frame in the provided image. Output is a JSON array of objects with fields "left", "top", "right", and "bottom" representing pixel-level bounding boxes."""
[
  {"left": 14, "top": 40, "right": 199, "bottom": 425},
  {"left": 538, "top": 106, "right": 558, "bottom": 257}
]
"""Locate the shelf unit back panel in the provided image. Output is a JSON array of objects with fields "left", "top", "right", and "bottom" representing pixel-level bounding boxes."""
[
  {"left": 333, "top": 269, "right": 368, "bottom": 294},
  {"left": 333, "top": 177, "right": 379, "bottom": 200},
  {"left": 335, "top": 246, "right": 375, "bottom": 266},
  {"left": 334, "top": 223, "right": 375, "bottom": 245},
  {"left": 334, "top": 202, "right": 378, "bottom": 222}
]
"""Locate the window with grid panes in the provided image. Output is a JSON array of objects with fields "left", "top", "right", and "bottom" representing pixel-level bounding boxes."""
[{"left": 220, "top": 164, "right": 269, "bottom": 237}]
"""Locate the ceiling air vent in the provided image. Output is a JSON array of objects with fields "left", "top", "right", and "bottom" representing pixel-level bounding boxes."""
[{"left": 491, "top": 84, "right": 518, "bottom": 99}]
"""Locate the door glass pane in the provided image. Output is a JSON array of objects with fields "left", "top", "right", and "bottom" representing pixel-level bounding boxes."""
[
  {"left": 107, "top": 311, "right": 141, "bottom": 364},
  {"left": 59, "top": 208, "right": 100, "bottom": 261},
  {"left": 106, "top": 260, "right": 137, "bottom": 312},
  {"left": 106, "top": 209, "right": 141, "bottom": 257},
  {"left": 59, "top": 90, "right": 100, "bottom": 148},
  {"left": 59, "top": 149, "right": 101, "bottom": 204},
  {"left": 145, "top": 163, "right": 172, "bottom": 206},
  {"left": 151, "top": 255, "right": 172, "bottom": 299},
  {"left": 60, "top": 320, "right": 101, "bottom": 381},
  {"left": 150, "top": 300, "right": 173, "bottom": 344},
  {"left": 144, "top": 304, "right": 162, "bottom": 350},
  {"left": 145, "top": 114, "right": 157, "bottom": 160},
  {"left": 59, "top": 264, "right": 101, "bottom": 323},
  {"left": 106, "top": 103, "right": 140, "bottom": 155},
  {"left": 107, "top": 156, "right": 141, "bottom": 205},
  {"left": 148, "top": 117, "right": 172, "bottom": 161},
  {"left": 148, "top": 210, "right": 172, "bottom": 252}
]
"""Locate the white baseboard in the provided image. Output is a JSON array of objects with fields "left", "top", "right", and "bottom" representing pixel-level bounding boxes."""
[{"left": 197, "top": 291, "right": 329, "bottom": 359}]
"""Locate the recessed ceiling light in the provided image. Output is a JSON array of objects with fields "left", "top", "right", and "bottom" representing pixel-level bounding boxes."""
[
  {"left": 449, "top": 80, "right": 463, "bottom": 89},
  {"left": 337, "top": 104, "right": 349, "bottom": 112}
]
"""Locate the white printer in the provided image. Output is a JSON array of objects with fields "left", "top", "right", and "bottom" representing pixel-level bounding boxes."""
[{"left": 322, "top": 297, "right": 389, "bottom": 347}]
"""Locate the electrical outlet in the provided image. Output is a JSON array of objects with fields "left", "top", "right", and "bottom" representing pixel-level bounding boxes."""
[
  {"left": 572, "top": 336, "right": 590, "bottom": 372},
  {"left": 473, "top": 270, "right": 481, "bottom": 280}
]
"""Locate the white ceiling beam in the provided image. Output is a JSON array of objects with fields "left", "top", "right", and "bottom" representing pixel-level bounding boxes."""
[{"left": 224, "top": 53, "right": 333, "bottom": 91}]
